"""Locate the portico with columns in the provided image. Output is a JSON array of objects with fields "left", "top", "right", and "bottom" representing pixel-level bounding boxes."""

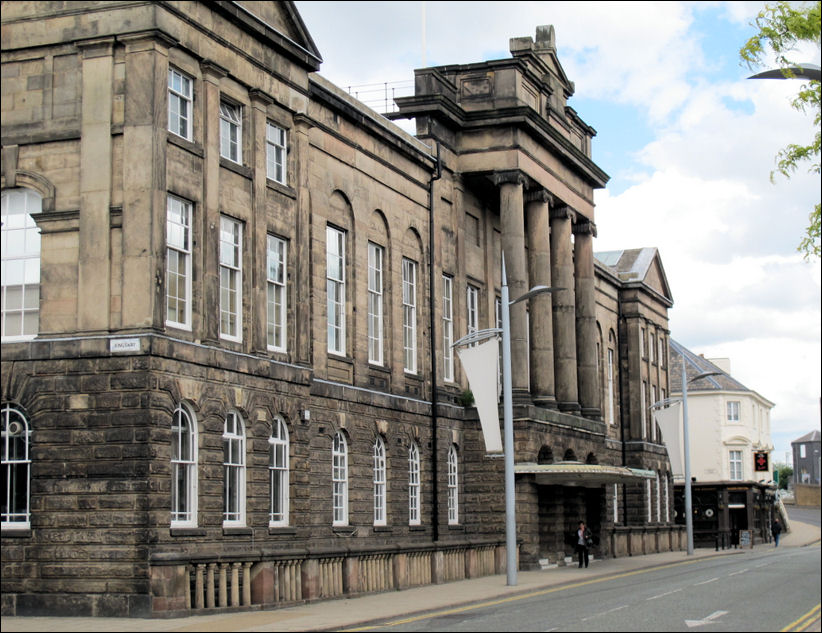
[{"left": 394, "top": 23, "right": 677, "bottom": 567}]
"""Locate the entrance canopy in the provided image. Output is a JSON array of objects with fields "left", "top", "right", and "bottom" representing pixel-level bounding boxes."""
[{"left": 515, "top": 462, "right": 656, "bottom": 487}]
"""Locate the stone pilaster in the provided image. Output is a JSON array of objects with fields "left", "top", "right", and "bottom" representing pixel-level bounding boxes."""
[
  {"left": 249, "top": 89, "right": 273, "bottom": 356},
  {"left": 493, "top": 170, "right": 529, "bottom": 397},
  {"left": 77, "top": 37, "right": 115, "bottom": 333},
  {"left": 120, "top": 32, "right": 175, "bottom": 332},
  {"left": 526, "top": 189, "right": 556, "bottom": 408},
  {"left": 200, "top": 60, "right": 228, "bottom": 345},
  {"left": 549, "top": 204, "right": 579, "bottom": 413},
  {"left": 573, "top": 220, "right": 601, "bottom": 419},
  {"left": 293, "top": 114, "right": 313, "bottom": 366}
]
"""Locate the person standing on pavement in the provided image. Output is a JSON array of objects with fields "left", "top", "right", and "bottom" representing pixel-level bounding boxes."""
[
  {"left": 772, "top": 517, "right": 782, "bottom": 547},
  {"left": 576, "top": 521, "right": 593, "bottom": 568}
]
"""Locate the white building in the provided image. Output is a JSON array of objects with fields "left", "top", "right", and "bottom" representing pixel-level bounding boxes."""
[{"left": 669, "top": 340, "right": 774, "bottom": 484}]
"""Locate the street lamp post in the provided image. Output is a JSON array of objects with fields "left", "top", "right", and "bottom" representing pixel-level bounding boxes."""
[
  {"left": 681, "top": 360, "right": 722, "bottom": 555},
  {"left": 500, "top": 255, "right": 552, "bottom": 586}
]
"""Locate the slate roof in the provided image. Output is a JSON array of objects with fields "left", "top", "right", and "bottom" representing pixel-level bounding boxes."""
[
  {"left": 594, "top": 247, "right": 673, "bottom": 305},
  {"left": 792, "top": 430, "right": 821, "bottom": 444},
  {"left": 669, "top": 339, "right": 774, "bottom": 407}
]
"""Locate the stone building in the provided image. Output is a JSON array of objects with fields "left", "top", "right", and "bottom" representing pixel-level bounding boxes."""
[
  {"left": 1, "top": 1, "right": 681, "bottom": 617},
  {"left": 792, "top": 430, "right": 821, "bottom": 486}
]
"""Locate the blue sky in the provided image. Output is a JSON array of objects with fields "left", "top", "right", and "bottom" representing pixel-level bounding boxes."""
[{"left": 295, "top": 1, "right": 821, "bottom": 466}]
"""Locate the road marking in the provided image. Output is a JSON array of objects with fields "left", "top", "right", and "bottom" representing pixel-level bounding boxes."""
[
  {"left": 342, "top": 558, "right": 705, "bottom": 631},
  {"left": 728, "top": 568, "right": 748, "bottom": 576},
  {"left": 581, "top": 604, "right": 628, "bottom": 621},
  {"left": 694, "top": 577, "right": 719, "bottom": 586},
  {"left": 686, "top": 610, "right": 728, "bottom": 628},
  {"left": 781, "top": 603, "right": 821, "bottom": 632},
  {"left": 647, "top": 588, "right": 683, "bottom": 600}
]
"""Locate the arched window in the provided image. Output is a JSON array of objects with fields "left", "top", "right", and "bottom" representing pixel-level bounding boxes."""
[
  {"left": 222, "top": 411, "right": 246, "bottom": 526},
  {"left": 373, "top": 437, "right": 386, "bottom": 526},
  {"left": 171, "top": 404, "right": 197, "bottom": 526},
  {"left": 408, "top": 442, "right": 421, "bottom": 526},
  {"left": 1, "top": 189, "right": 42, "bottom": 340},
  {"left": 269, "top": 416, "right": 289, "bottom": 526},
  {"left": 1, "top": 405, "right": 31, "bottom": 529},
  {"left": 332, "top": 432, "right": 348, "bottom": 525},
  {"left": 447, "top": 445, "right": 459, "bottom": 525}
]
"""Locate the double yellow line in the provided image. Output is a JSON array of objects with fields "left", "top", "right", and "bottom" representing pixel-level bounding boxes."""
[{"left": 782, "top": 603, "right": 821, "bottom": 632}]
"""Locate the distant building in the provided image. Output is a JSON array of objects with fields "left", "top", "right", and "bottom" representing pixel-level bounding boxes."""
[
  {"left": 792, "top": 430, "right": 821, "bottom": 485},
  {"left": 669, "top": 341, "right": 776, "bottom": 547}
]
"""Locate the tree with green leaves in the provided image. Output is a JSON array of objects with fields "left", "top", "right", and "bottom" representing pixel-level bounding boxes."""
[{"left": 740, "top": 1, "right": 821, "bottom": 260}]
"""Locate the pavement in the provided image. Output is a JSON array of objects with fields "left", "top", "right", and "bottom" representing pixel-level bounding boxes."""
[{"left": 3, "top": 517, "right": 820, "bottom": 632}]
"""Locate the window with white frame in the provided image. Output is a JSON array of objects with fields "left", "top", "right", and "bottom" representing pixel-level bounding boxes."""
[
  {"left": 613, "top": 483, "right": 619, "bottom": 523},
  {"left": 651, "top": 385, "right": 658, "bottom": 441},
  {"left": 649, "top": 331, "right": 655, "bottom": 363},
  {"left": 219, "top": 101, "right": 242, "bottom": 163},
  {"left": 373, "top": 437, "right": 386, "bottom": 526},
  {"left": 171, "top": 404, "right": 197, "bottom": 526},
  {"left": 332, "top": 432, "right": 348, "bottom": 525},
  {"left": 219, "top": 216, "right": 242, "bottom": 341},
  {"left": 326, "top": 226, "right": 346, "bottom": 355},
  {"left": 442, "top": 275, "right": 454, "bottom": 382},
  {"left": 367, "top": 243, "right": 384, "bottom": 365},
  {"left": 664, "top": 473, "right": 670, "bottom": 523},
  {"left": 659, "top": 336, "right": 666, "bottom": 368},
  {"left": 729, "top": 450, "right": 743, "bottom": 481},
  {"left": 402, "top": 258, "right": 417, "bottom": 373},
  {"left": 223, "top": 411, "right": 246, "bottom": 526},
  {"left": 655, "top": 471, "right": 661, "bottom": 522},
  {"left": 727, "top": 401, "right": 740, "bottom": 423},
  {"left": 166, "top": 195, "right": 192, "bottom": 329},
  {"left": 447, "top": 445, "right": 459, "bottom": 525},
  {"left": 641, "top": 381, "right": 647, "bottom": 438},
  {"left": 168, "top": 67, "right": 192, "bottom": 140},
  {"left": 800, "top": 444, "right": 807, "bottom": 458},
  {"left": 646, "top": 477, "right": 652, "bottom": 522},
  {"left": 640, "top": 327, "right": 646, "bottom": 358},
  {"left": 466, "top": 284, "right": 478, "bottom": 340},
  {"left": 1, "top": 405, "right": 31, "bottom": 529},
  {"left": 607, "top": 347, "right": 615, "bottom": 425},
  {"left": 266, "top": 122, "right": 287, "bottom": 184},
  {"left": 266, "top": 235, "right": 287, "bottom": 352},
  {"left": 408, "top": 442, "right": 421, "bottom": 526},
  {"left": 269, "top": 416, "right": 289, "bottom": 526},
  {"left": 1, "top": 189, "right": 42, "bottom": 341}
]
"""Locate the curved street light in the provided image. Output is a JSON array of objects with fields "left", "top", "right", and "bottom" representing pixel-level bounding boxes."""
[{"left": 747, "top": 63, "right": 821, "bottom": 81}]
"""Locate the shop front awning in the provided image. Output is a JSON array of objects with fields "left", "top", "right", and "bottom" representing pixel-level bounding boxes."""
[{"left": 515, "top": 462, "right": 657, "bottom": 487}]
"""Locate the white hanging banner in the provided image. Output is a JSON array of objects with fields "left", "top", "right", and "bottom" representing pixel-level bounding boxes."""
[
  {"left": 456, "top": 338, "right": 503, "bottom": 453},
  {"left": 654, "top": 402, "right": 684, "bottom": 478}
]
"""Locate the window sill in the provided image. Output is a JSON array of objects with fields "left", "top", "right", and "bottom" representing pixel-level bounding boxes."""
[
  {"left": 266, "top": 178, "right": 297, "bottom": 200},
  {"left": 268, "top": 526, "right": 296, "bottom": 535},
  {"left": 220, "top": 158, "right": 252, "bottom": 179},
  {"left": 170, "top": 527, "right": 206, "bottom": 537},
  {"left": 222, "top": 526, "right": 253, "bottom": 536},
  {"left": 373, "top": 525, "right": 392, "bottom": 533},
  {"left": 167, "top": 133, "right": 204, "bottom": 158},
  {"left": 409, "top": 524, "right": 425, "bottom": 532},
  {"left": 1, "top": 526, "right": 31, "bottom": 537}
]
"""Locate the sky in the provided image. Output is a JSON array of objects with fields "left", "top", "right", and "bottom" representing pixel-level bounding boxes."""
[{"left": 294, "top": 1, "right": 821, "bottom": 467}]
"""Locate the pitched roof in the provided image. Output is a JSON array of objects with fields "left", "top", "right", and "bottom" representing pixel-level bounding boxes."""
[
  {"left": 792, "top": 430, "right": 821, "bottom": 444},
  {"left": 594, "top": 247, "right": 673, "bottom": 305},
  {"left": 669, "top": 339, "right": 774, "bottom": 407}
]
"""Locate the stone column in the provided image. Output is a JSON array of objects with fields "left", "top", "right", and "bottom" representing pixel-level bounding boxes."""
[
  {"left": 494, "top": 171, "right": 529, "bottom": 397},
  {"left": 526, "top": 189, "right": 556, "bottom": 408},
  {"left": 293, "top": 114, "right": 313, "bottom": 365},
  {"left": 200, "top": 60, "right": 228, "bottom": 344},
  {"left": 549, "top": 205, "right": 579, "bottom": 413},
  {"left": 574, "top": 220, "right": 601, "bottom": 419}
]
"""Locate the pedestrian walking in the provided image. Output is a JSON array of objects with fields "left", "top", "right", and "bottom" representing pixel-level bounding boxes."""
[
  {"left": 772, "top": 516, "right": 782, "bottom": 547},
  {"left": 576, "top": 521, "right": 593, "bottom": 568}
]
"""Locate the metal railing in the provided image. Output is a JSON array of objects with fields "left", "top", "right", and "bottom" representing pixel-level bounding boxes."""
[{"left": 345, "top": 80, "right": 415, "bottom": 114}]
